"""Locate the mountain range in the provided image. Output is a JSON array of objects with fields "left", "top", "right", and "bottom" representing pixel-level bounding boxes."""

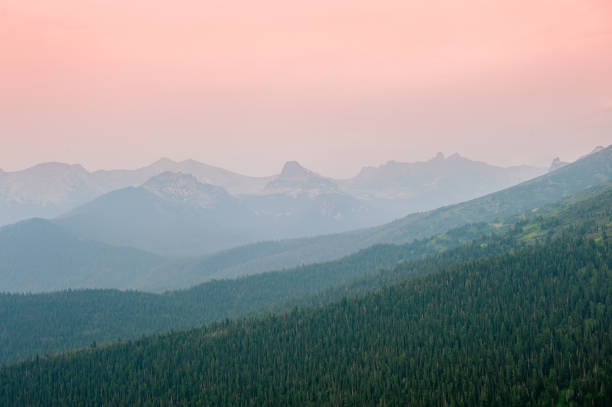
[
  {"left": 2, "top": 145, "right": 611, "bottom": 406},
  {"left": 168, "top": 144, "right": 612, "bottom": 281},
  {"left": 0, "top": 153, "right": 546, "bottom": 228},
  {"left": 3, "top": 172, "right": 611, "bottom": 364},
  {"left": 54, "top": 171, "right": 386, "bottom": 256},
  {"left": 2, "top": 180, "right": 610, "bottom": 405},
  {"left": 0, "top": 158, "right": 264, "bottom": 226},
  {"left": 1, "top": 145, "right": 610, "bottom": 293}
]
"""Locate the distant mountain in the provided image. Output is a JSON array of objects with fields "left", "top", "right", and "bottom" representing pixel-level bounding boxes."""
[
  {"left": 6, "top": 147, "right": 605, "bottom": 295},
  {"left": 0, "top": 154, "right": 546, "bottom": 227},
  {"left": 56, "top": 173, "right": 257, "bottom": 256},
  {"left": 70, "top": 156, "right": 547, "bottom": 254},
  {"left": 56, "top": 172, "right": 391, "bottom": 256},
  {"left": 341, "top": 152, "right": 545, "bottom": 209},
  {"left": 142, "top": 171, "right": 235, "bottom": 207},
  {"left": 176, "top": 145, "right": 612, "bottom": 279},
  {"left": 549, "top": 146, "right": 606, "bottom": 173},
  {"left": 0, "top": 159, "right": 268, "bottom": 226},
  {"left": 264, "top": 161, "right": 339, "bottom": 196},
  {"left": 0, "top": 163, "right": 102, "bottom": 226},
  {"left": 549, "top": 157, "right": 569, "bottom": 172},
  {"left": 2, "top": 148, "right": 607, "bottom": 284},
  {"left": 3, "top": 181, "right": 610, "bottom": 364},
  {"left": 0, "top": 218, "right": 163, "bottom": 293},
  {"left": 92, "top": 157, "right": 270, "bottom": 195}
]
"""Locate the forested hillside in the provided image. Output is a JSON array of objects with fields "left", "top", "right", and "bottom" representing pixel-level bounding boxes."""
[
  {"left": 2, "top": 184, "right": 611, "bottom": 365},
  {"left": 1, "top": 227, "right": 610, "bottom": 406},
  {"left": 0, "top": 221, "right": 496, "bottom": 364}
]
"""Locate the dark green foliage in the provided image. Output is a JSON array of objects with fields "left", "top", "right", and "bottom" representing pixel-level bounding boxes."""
[
  {"left": 1, "top": 231, "right": 610, "bottom": 406},
  {"left": 0, "top": 221, "right": 496, "bottom": 364},
  {"left": 2, "top": 185, "right": 611, "bottom": 365}
]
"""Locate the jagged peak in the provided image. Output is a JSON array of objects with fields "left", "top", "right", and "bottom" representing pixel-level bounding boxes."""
[
  {"left": 430, "top": 152, "right": 464, "bottom": 161},
  {"left": 432, "top": 152, "right": 445, "bottom": 161},
  {"left": 143, "top": 171, "right": 227, "bottom": 193},
  {"left": 264, "top": 161, "right": 338, "bottom": 195},
  {"left": 143, "top": 171, "right": 230, "bottom": 206},
  {"left": 279, "top": 161, "right": 311, "bottom": 178},
  {"left": 144, "top": 171, "right": 198, "bottom": 185},
  {"left": 549, "top": 157, "right": 570, "bottom": 173}
]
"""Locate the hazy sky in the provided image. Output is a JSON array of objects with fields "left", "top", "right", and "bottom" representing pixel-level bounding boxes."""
[{"left": 1, "top": 0, "right": 611, "bottom": 177}]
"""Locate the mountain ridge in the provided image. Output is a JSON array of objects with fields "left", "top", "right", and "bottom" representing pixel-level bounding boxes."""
[
  {"left": 173, "top": 145, "right": 612, "bottom": 279},
  {"left": 1, "top": 146, "right": 609, "bottom": 291},
  {"left": 2, "top": 218, "right": 609, "bottom": 405},
  {"left": 0, "top": 218, "right": 163, "bottom": 293},
  {"left": 2, "top": 179, "right": 610, "bottom": 364},
  {"left": 0, "top": 153, "right": 548, "bottom": 226}
]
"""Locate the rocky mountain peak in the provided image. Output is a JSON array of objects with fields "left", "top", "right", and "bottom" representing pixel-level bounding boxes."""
[
  {"left": 549, "top": 157, "right": 569, "bottom": 173},
  {"left": 265, "top": 162, "right": 338, "bottom": 196},
  {"left": 143, "top": 172, "right": 230, "bottom": 207},
  {"left": 279, "top": 161, "right": 311, "bottom": 178}
]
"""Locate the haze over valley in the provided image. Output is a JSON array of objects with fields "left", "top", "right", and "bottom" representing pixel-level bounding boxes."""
[
  {"left": 0, "top": 146, "right": 609, "bottom": 293},
  {"left": 1, "top": 1, "right": 611, "bottom": 405}
]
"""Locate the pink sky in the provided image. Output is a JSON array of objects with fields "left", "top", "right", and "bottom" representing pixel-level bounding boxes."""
[{"left": 1, "top": 0, "right": 611, "bottom": 177}]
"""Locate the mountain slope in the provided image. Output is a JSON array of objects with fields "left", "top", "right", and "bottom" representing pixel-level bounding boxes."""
[
  {"left": 2, "top": 228, "right": 609, "bottom": 405},
  {"left": 0, "top": 163, "right": 102, "bottom": 226},
  {"left": 57, "top": 172, "right": 392, "bottom": 257},
  {"left": 2, "top": 182, "right": 610, "bottom": 364},
  {"left": 0, "top": 158, "right": 266, "bottom": 226},
  {"left": 92, "top": 157, "right": 270, "bottom": 195},
  {"left": 185, "top": 145, "right": 612, "bottom": 278},
  {"left": 0, "top": 219, "right": 163, "bottom": 293},
  {"left": 0, "top": 153, "right": 545, "bottom": 227},
  {"left": 341, "top": 152, "right": 544, "bottom": 202},
  {"left": 264, "top": 161, "right": 340, "bottom": 196},
  {"left": 6, "top": 146, "right": 606, "bottom": 295},
  {"left": 56, "top": 177, "right": 256, "bottom": 257}
]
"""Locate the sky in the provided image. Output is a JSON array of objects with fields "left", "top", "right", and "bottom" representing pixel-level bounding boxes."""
[{"left": 1, "top": 0, "right": 611, "bottom": 177}]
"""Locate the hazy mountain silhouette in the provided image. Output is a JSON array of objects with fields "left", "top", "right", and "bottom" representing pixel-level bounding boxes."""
[
  {"left": 341, "top": 152, "right": 544, "bottom": 204},
  {"left": 0, "top": 218, "right": 163, "bottom": 293},
  {"left": 56, "top": 173, "right": 256, "bottom": 256},
  {"left": 56, "top": 171, "right": 390, "bottom": 256},
  {"left": 0, "top": 163, "right": 103, "bottom": 226},
  {"left": 264, "top": 161, "right": 340, "bottom": 196},
  {"left": 176, "top": 145, "right": 612, "bottom": 280},
  {"left": 0, "top": 159, "right": 267, "bottom": 226},
  {"left": 549, "top": 157, "right": 570, "bottom": 172},
  {"left": 1, "top": 154, "right": 545, "bottom": 229},
  {"left": 1, "top": 146, "right": 610, "bottom": 293}
]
